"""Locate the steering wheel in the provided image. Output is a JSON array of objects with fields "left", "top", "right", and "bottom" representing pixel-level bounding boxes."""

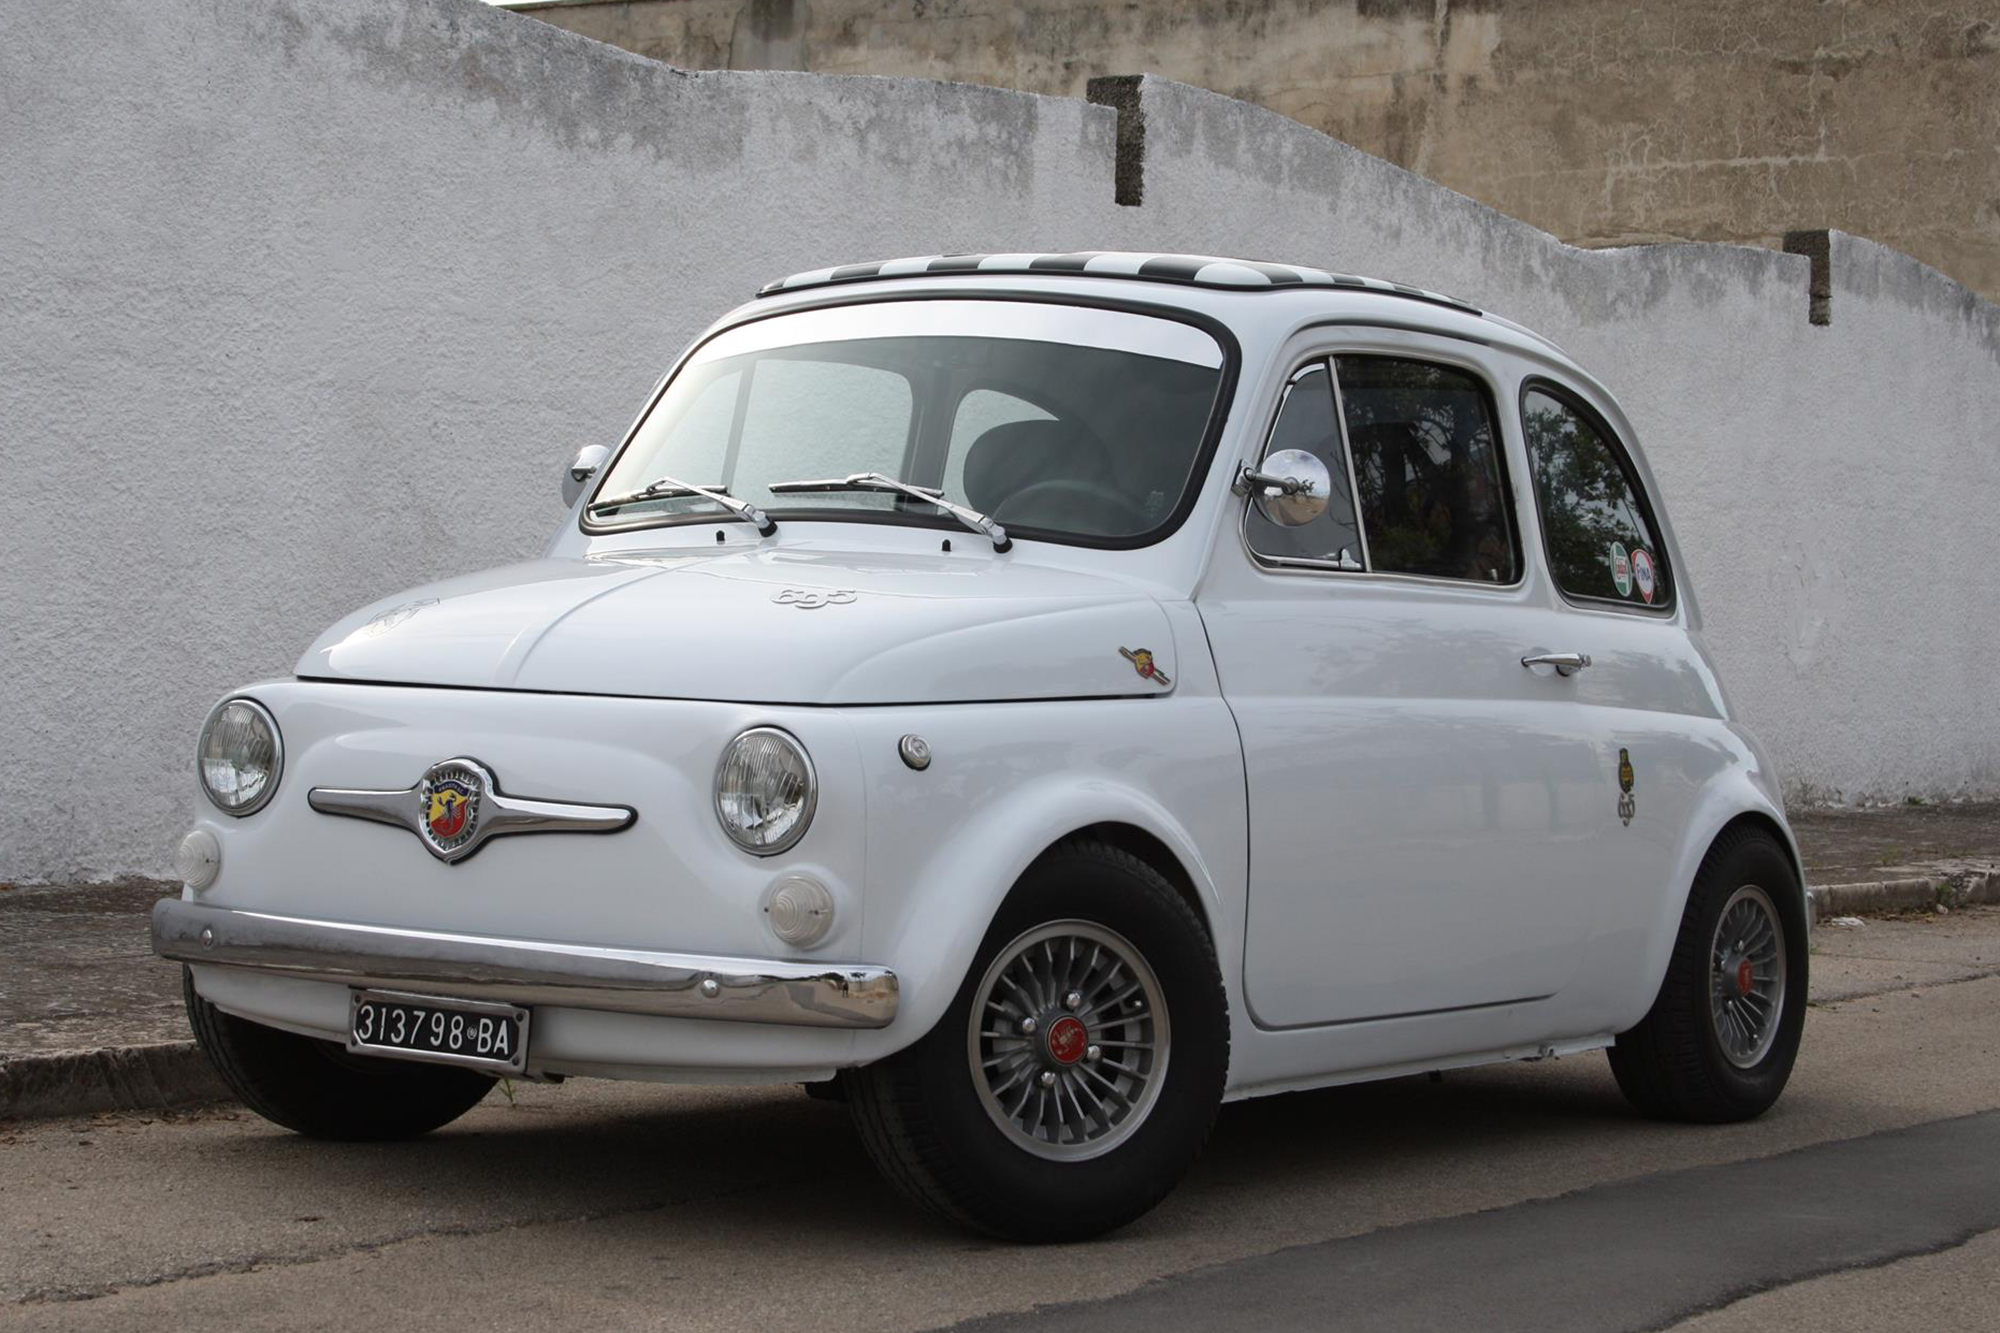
[{"left": 991, "top": 478, "right": 1151, "bottom": 535}]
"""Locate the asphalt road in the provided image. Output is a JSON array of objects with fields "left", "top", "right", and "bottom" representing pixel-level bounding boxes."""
[{"left": 4, "top": 908, "right": 1996, "bottom": 1331}]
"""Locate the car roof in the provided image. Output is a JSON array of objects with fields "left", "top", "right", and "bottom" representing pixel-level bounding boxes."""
[{"left": 757, "top": 251, "right": 1485, "bottom": 316}]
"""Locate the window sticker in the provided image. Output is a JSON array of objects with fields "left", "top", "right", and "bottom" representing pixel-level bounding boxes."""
[
  {"left": 1631, "top": 549, "right": 1657, "bottom": 604},
  {"left": 1609, "top": 542, "right": 1632, "bottom": 598}
]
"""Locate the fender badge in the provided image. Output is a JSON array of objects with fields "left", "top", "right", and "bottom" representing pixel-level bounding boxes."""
[
  {"left": 1617, "top": 748, "right": 1637, "bottom": 826},
  {"left": 773, "top": 588, "right": 858, "bottom": 610},
  {"left": 1119, "top": 647, "right": 1172, "bottom": 688}
]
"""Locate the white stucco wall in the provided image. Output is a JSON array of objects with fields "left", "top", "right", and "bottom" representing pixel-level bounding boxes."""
[{"left": 3, "top": 0, "right": 1995, "bottom": 880}]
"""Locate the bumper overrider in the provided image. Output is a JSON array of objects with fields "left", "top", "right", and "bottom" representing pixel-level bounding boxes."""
[{"left": 153, "top": 899, "right": 898, "bottom": 1030}]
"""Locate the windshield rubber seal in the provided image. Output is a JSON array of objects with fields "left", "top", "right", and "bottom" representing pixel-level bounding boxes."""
[{"left": 578, "top": 289, "right": 1242, "bottom": 553}]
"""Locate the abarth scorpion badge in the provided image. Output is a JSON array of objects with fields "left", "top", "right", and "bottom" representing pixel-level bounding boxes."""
[
  {"left": 421, "top": 762, "right": 481, "bottom": 856},
  {"left": 1119, "top": 647, "right": 1171, "bottom": 687},
  {"left": 309, "top": 757, "right": 636, "bottom": 864},
  {"left": 1617, "top": 748, "right": 1637, "bottom": 826}
]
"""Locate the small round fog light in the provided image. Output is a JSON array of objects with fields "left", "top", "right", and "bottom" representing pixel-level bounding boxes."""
[
  {"left": 764, "top": 875, "right": 835, "bottom": 948},
  {"left": 174, "top": 828, "right": 221, "bottom": 892}
]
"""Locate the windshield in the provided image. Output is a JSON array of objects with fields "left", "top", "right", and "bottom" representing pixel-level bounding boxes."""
[{"left": 585, "top": 300, "right": 1228, "bottom": 545}]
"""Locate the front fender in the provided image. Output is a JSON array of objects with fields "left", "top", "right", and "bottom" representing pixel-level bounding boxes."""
[{"left": 845, "top": 698, "right": 1249, "bottom": 1059}]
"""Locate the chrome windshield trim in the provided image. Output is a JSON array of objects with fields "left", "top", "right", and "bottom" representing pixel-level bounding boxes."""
[{"left": 154, "top": 900, "right": 899, "bottom": 1030}]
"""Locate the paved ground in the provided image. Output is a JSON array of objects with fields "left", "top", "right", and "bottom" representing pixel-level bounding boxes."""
[{"left": 4, "top": 907, "right": 1996, "bottom": 1330}]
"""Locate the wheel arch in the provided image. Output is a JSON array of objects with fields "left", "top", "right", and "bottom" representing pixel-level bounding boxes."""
[
  {"left": 1055, "top": 821, "right": 1214, "bottom": 942},
  {"left": 857, "top": 782, "right": 1244, "bottom": 1061},
  {"left": 1624, "top": 783, "right": 1809, "bottom": 1030}
]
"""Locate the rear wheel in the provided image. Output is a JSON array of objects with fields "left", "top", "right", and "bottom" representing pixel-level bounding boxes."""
[
  {"left": 845, "top": 838, "right": 1228, "bottom": 1241},
  {"left": 184, "top": 967, "right": 494, "bottom": 1139},
  {"left": 1607, "top": 826, "right": 1808, "bottom": 1122}
]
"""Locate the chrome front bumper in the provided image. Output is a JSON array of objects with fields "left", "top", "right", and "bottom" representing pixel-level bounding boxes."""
[{"left": 153, "top": 899, "right": 897, "bottom": 1030}]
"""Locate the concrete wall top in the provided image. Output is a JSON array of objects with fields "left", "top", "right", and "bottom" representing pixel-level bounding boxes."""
[{"left": 505, "top": 0, "right": 2000, "bottom": 305}]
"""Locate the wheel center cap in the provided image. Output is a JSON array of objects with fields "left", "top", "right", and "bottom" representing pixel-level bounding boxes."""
[
  {"left": 1046, "top": 1015, "right": 1088, "bottom": 1066},
  {"left": 1736, "top": 958, "right": 1756, "bottom": 997}
]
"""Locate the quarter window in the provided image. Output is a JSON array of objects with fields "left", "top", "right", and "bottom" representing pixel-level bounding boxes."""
[
  {"left": 1244, "top": 363, "right": 1364, "bottom": 566},
  {"left": 1335, "top": 356, "right": 1519, "bottom": 585},
  {"left": 1522, "top": 387, "right": 1672, "bottom": 609}
]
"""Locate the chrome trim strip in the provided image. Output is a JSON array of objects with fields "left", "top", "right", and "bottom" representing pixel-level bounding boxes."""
[
  {"left": 308, "top": 756, "right": 635, "bottom": 864},
  {"left": 155, "top": 900, "right": 898, "bottom": 1030},
  {"left": 1325, "top": 356, "right": 1373, "bottom": 571}
]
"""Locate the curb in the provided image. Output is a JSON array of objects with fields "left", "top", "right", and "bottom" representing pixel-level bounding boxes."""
[
  {"left": 1808, "top": 870, "right": 1998, "bottom": 922},
  {"left": 0, "top": 1040, "right": 227, "bottom": 1120}
]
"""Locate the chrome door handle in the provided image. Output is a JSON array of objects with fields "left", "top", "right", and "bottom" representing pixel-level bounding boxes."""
[{"left": 1522, "top": 652, "right": 1592, "bottom": 678}]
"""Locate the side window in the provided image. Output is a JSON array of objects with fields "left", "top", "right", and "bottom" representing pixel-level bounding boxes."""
[
  {"left": 1522, "top": 387, "right": 1673, "bottom": 609},
  {"left": 1244, "top": 363, "right": 1364, "bottom": 566},
  {"left": 1335, "top": 356, "right": 1519, "bottom": 585}
]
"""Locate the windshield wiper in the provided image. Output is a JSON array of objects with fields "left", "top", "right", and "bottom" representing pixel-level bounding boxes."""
[
  {"left": 767, "top": 472, "right": 1011, "bottom": 552},
  {"left": 588, "top": 473, "right": 776, "bottom": 536}
]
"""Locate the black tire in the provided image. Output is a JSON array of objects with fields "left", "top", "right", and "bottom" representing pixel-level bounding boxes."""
[
  {"left": 184, "top": 967, "right": 494, "bottom": 1139},
  {"left": 1607, "top": 825, "right": 1808, "bottom": 1122},
  {"left": 844, "top": 837, "right": 1228, "bottom": 1241}
]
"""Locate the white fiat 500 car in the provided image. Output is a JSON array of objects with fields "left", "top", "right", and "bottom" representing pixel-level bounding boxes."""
[{"left": 158, "top": 252, "right": 1808, "bottom": 1241}]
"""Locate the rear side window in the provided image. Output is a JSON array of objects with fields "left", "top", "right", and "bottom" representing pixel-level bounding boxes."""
[
  {"left": 1335, "top": 357, "right": 1519, "bottom": 585},
  {"left": 1522, "top": 386, "right": 1673, "bottom": 610}
]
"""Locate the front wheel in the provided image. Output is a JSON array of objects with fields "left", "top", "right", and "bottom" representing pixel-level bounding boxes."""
[
  {"left": 845, "top": 838, "right": 1229, "bottom": 1241},
  {"left": 1607, "top": 826, "right": 1809, "bottom": 1122}
]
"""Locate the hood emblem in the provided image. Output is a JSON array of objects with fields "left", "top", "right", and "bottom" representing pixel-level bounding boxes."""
[
  {"left": 357, "top": 598, "right": 439, "bottom": 638},
  {"left": 309, "top": 757, "right": 635, "bottom": 864},
  {"left": 1119, "top": 647, "right": 1172, "bottom": 688},
  {"left": 773, "top": 588, "right": 858, "bottom": 610}
]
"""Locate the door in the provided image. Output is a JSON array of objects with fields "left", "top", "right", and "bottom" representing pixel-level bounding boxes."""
[
  {"left": 1198, "top": 339, "right": 1613, "bottom": 1029},
  {"left": 1514, "top": 379, "right": 1716, "bottom": 1002}
]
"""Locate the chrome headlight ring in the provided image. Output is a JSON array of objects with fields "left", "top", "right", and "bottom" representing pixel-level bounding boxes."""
[
  {"left": 196, "top": 697, "right": 284, "bottom": 817},
  {"left": 714, "top": 726, "right": 817, "bottom": 856}
]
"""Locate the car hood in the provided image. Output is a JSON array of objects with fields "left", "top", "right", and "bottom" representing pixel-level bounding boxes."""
[{"left": 298, "top": 550, "right": 1181, "bottom": 705}]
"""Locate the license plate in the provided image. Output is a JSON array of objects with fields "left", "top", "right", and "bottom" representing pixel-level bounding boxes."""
[{"left": 347, "top": 990, "right": 529, "bottom": 1074}]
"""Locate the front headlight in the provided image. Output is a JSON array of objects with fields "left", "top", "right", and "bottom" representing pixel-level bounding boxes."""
[
  {"left": 714, "top": 727, "right": 816, "bottom": 856},
  {"left": 197, "top": 698, "right": 282, "bottom": 816}
]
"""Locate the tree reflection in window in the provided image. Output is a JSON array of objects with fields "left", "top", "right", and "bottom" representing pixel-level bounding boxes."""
[
  {"left": 1522, "top": 388, "right": 1670, "bottom": 608},
  {"left": 1334, "top": 357, "right": 1518, "bottom": 584}
]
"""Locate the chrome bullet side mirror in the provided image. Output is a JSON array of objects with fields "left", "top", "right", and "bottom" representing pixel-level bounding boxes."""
[{"left": 1234, "top": 448, "right": 1331, "bottom": 527}]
